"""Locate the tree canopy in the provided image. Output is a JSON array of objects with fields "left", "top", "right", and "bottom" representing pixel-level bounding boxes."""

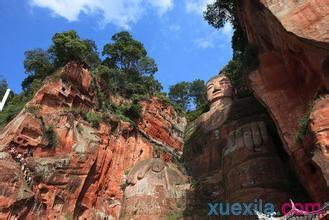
[
  {"left": 168, "top": 80, "right": 207, "bottom": 111},
  {"left": 97, "top": 31, "right": 161, "bottom": 97},
  {"left": 204, "top": 0, "right": 237, "bottom": 29},
  {"left": 168, "top": 82, "right": 191, "bottom": 110},
  {"left": 22, "top": 49, "right": 54, "bottom": 90},
  {"left": 0, "top": 75, "right": 8, "bottom": 96},
  {"left": 189, "top": 79, "right": 207, "bottom": 109},
  {"left": 49, "top": 30, "right": 100, "bottom": 67},
  {"left": 102, "top": 31, "right": 157, "bottom": 75},
  {"left": 21, "top": 30, "right": 100, "bottom": 92}
]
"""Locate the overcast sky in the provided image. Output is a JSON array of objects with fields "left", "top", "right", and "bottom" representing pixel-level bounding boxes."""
[{"left": 0, "top": 0, "right": 233, "bottom": 93}]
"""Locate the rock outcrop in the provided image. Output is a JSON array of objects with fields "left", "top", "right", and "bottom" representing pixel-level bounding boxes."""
[
  {"left": 0, "top": 62, "right": 186, "bottom": 219},
  {"left": 238, "top": 0, "right": 329, "bottom": 202},
  {"left": 0, "top": 0, "right": 328, "bottom": 219},
  {"left": 261, "top": 0, "right": 329, "bottom": 42}
]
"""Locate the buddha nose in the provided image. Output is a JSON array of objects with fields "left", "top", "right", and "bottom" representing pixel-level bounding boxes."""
[{"left": 213, "top": 87, "right": 222, "bottom": 93}]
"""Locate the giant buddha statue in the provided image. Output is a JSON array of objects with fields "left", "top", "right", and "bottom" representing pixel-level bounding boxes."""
[{"left": 185, "top": 74, "right": 233, "bottom": 141}]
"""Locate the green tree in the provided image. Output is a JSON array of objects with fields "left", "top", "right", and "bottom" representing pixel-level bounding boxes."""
[
  {"left": 168, "top": 82, "right": 191, "bottom": 110},
  {"left": 49, "top": 30, "right": 100, "bottom": 67},
  {"left": 0, "top": 75, "right": 8, "bottom": 96},
  {"left": 100, "top": 31, "right": 161, "bottom": 97},
  {"left": 22, "top": 49, "right": 54, "bottom": 90},
  {"left": 189, "top": 79, "right": 207, "bottom": 108},
  {"left": 142, "top": 75, "right": 163, "bottom": 94},
  {"left": 204, "top": 0, "right": 237, "bottom": 29},
  {"left": 102, "top": 31, "right": 157, "bottom": 74},
  {"left": 204, "top": 0, "right": 247, "bottom": 56}
]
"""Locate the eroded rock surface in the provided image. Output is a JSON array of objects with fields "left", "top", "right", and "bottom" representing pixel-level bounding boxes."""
[
  {"left": 310, "top": 95, "right": 329, "bottom": 188},
  {"left": 0, "top": 62, "right": 186, "bottom": 219},
  {"left": 120, "top": 158, "right": 189, "bottom": 219},
  {"left": 239, "top": 0, "right": 329, "bottom": 201},
  {"left": 261, "top": 0, "right": 329, "bottom": 42}
]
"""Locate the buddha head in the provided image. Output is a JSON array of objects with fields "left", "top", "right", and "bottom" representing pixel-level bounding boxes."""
[{"left": 206, "top": 75, "right": 233, "bottom": 104}]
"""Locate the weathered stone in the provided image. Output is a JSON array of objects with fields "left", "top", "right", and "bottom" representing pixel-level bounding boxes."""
[
  {"left": 120, "top": 158, "right": 189, "bottom": 219},
  {"left": 0, "top": 62, "right": 186, "bottom": 219},
  {"left": 310, "top": 95, "right": 329, "bottom": 188},
  {"left": 240, "top": 0, "right": 329, "bottom": 202},
  {"left": 138, "top": 97, "right": 186, "bottom": 154},
  {"left": 261, "top": 0, "right": 329, "bottom": 42}
]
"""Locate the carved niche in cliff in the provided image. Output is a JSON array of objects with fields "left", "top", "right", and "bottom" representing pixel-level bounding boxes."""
[{"left": 120, "top": 158, "right": 189, "bottom": 219}]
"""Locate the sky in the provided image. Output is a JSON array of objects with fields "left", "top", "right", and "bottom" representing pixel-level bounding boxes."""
[{"left": 0, "top": 0, "right": 233, "bottom": 93}]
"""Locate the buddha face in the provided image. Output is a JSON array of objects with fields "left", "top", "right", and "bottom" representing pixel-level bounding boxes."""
[{"left": 206, "top": 75, "right": 233, "bottom": 103}]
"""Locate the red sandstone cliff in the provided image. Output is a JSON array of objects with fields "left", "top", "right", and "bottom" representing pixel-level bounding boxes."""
[
  {"left": 183, "top": 0, "right": 329, "bottom": 219},
  {"left": 0, "top": 1, "right": 328, "bottom": 219},
  {"left": 237, "top": 0, "right": 329, "bottom": 202},
  {"left": 0, "top": 62, "right": 187, "bottom": 219}
]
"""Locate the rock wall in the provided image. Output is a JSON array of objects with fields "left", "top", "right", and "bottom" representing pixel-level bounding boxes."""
[
  {"left": 0, "top": 62, "right": 187, "bottom": 219},
  {"left": 0, "top": 1, "right": 328, "bottom": 219},
  {"left": 260, "top": 0, "right": 329, "bottom": 42},
  {"left": 238, "top": 0, "right": 329, "bottom": 202},
  {"left": 120, "top": 158, "right": 189, "bottom": 219}
]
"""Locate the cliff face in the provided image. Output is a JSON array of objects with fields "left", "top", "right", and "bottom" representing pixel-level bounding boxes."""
[
  {"left": 0, "top": 0, "right": 328, "bottom": 219},
  {"left": 238, "top": 0, "right": 329, "bottom": 202},
  {"left": 0, "top": 62, "right": 187, "bottom": 219},
  {"left": 260, "top": 0, "right": 329, "bottom": 42},
  {"left": 184, "top": 0, "right": 329, "bottom": 218}
]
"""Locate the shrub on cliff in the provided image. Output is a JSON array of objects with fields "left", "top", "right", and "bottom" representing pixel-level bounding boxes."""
[
  {"left": 84, "top": 112, "right": 102, "bottom": 128},
  {"left": 0, "top": 96, "right": 25, "bottom": 128},
  {"left": 221, "top": 44, "right": 259, "bottom": 87},
  {"left": 123, "top": 103, "right": 142, "bottom": 121},
  {"left": 45, "top": 125, "right": 58, "bottom": 148},
  {"left": 0, "top": 77, "right": 44, "bottom": 128},
  {"left": 2, "top": 30, "right": 163, "bottom": 128}
]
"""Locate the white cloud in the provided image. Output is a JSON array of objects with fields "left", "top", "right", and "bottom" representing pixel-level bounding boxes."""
[
  {"left": 195, "top": 37, "right": 214, "bottom": 49},
  {"left": 148, "top": 0, "right": 173, "bottom": 16},
  {"left": 195, "top": 26, "right": 233, "bottom": 49},
  {"left": 30, "top": 0, "right": 174, "bottom": 29},
  {"left": 185, "top": 0, "right": 215, "bottom": 15},
  {"left": 169, "top": 24, "right": 181, "bottom": 32}
]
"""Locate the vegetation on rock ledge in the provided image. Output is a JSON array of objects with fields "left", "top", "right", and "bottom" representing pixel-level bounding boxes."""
[{"left": 0, "top": 30, "right": 163, "bottom": 128}]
